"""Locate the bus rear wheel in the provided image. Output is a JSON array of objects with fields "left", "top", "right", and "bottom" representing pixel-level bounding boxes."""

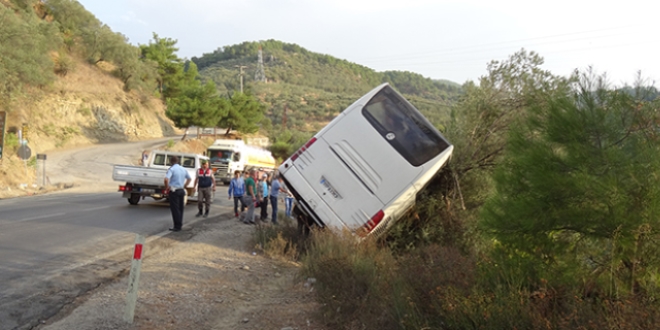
[{"left": 293, "top": 204, "right": 312, "bottom": 236}]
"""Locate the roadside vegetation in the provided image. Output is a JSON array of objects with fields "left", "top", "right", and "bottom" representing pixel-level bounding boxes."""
[
  {"left": 257, "top": 51, "right": 660, "bottom": 329},
  {"left": 5, "top": 1, "right": 660, "bottom": 328}
]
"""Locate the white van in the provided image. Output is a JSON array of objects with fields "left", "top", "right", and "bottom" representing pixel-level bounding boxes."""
[{"left": 278, "top": 83, "right": 453, "bottom": 238}]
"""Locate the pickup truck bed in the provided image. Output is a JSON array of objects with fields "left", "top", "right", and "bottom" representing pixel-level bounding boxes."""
[
  {"left": 112, "top": 165, "right": 167, "bottom": 186},
  {"left": 113, "top": 149, "right": 210, "bottom": 206}
]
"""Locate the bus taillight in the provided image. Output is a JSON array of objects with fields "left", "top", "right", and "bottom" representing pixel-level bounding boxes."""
[
  {"left": 291, "top": 137, "right": 317, "bottom": 162},
  {"left": 357, "top": 210, "right": 384, "bottom": 237}
]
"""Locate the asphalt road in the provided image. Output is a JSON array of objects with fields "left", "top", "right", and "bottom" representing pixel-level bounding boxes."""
[{"left": 0, "top": 137, "right": 234, "bottom": 330}]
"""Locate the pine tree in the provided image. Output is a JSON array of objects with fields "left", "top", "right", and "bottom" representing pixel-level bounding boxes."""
[{"left": 481, "top": 70, "right": 660, "bottom": 294}]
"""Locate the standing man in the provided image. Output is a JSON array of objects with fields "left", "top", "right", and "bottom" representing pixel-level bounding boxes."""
[
  {"left": 141, "top": 150, "right": 149, "bottom": 166},
  {"left": 243, "top": 169, "right": 257, "bottom": 224},
  {"left": 194, "top": 159, "right": 215, "bottom": 218},
  {"left": 228, "top": 170, "right": 246, "bottom": 217},
  {"left": 284, "top": 184, "right": 295, "bottom": 219},
  {"left": 164, "top": 156, "right": 191, "bottom": 232},
  {"left": 269, "top": 175, "right": 285, "bottom": 225},
  {"left": 258, "top": 173, "right": 269, "bottom": 221}
]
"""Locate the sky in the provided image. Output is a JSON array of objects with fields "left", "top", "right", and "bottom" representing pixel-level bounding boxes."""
[{"left": 76, "top": 0, "right": 658, "bottom": 86}]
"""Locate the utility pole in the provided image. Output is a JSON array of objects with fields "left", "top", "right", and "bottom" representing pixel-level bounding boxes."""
[{"left": 235, "top": 65, "right": 247, "bottom": 93}]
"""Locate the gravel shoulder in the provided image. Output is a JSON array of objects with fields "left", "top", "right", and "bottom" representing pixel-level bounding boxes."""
[{"left": 37, "top": 208, "right": 328, "bottom": 330}]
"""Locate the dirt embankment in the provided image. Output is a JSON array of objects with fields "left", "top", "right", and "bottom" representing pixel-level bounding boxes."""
[{"left": 1, "top": 59, "right": 178, "bottom": 199}]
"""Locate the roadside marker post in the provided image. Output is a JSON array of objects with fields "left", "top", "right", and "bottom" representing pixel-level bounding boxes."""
[{"left": 123, "top": 234, "right": 145, "bottom": 323}]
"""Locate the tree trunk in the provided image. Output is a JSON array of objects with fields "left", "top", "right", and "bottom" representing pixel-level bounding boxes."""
[{"left": 181, "top": 127, "right": 189, "bottom": 141}]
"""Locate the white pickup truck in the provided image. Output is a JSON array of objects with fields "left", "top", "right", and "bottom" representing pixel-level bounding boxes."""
[{"left": 112, "top": 150, "right": 209, "bottom": 205}]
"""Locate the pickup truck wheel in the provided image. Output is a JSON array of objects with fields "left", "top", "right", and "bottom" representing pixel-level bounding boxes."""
[{"left": 128, "top": 193, "right": 140, "bottom": 205}]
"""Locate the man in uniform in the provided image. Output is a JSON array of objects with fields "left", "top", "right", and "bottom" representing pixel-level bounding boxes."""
[
  {"left": 164, "top": 156, "right": 191, "bottom": 231},
  {"left": 194, "top": 159, "right": 216, "bottom": 218}
]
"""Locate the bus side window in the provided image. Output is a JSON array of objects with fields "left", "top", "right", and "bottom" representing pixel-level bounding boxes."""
[{"left": 233, "top": 152, "right": 241, "bottom": 162}]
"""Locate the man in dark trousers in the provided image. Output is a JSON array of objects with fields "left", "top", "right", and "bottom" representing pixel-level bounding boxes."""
[
  {"left": 243, "top": 169, "right": 257, "bottom": 224},
  {"left": 228, "top": 170, "right": 246, "bottom": 217},
  {"left": 194, "top": 159, "right": 215, "bottom": 218},
  {"left": 164, "top": 156, "right": 191, "bottom": 231}
]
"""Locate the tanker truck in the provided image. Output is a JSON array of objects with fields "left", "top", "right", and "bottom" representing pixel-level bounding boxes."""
[{"left": 206, "top": 139, "right": 276, "bottom": 185}]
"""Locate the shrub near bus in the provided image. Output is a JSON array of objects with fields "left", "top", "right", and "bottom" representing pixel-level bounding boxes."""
[{"left": 279, "top": 83, "right": 453, "bottom": 238}]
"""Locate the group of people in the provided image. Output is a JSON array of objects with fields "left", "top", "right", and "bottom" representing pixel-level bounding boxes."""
[
  {"left": 227, "top": 168, "right": 294, "bottom": 225},
  {"left": 163, "top": 156, "right": 293, "bottom": 231}
]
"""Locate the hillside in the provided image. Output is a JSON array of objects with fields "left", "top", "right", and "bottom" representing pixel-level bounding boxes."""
[
  {"left": 0, "top": 0, "right": 177, "bottom": 196},
  {"left": 192, "top": 40, "right": 463, "bottom": 132}
]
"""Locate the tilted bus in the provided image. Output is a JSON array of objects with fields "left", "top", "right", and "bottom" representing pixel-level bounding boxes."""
[{"left": 278, "top": 83, "right": 453, "bottom": 238}]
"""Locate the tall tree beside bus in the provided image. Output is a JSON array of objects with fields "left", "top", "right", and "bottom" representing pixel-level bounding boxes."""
[
  {"left": 139, "top": 33, "right": 184, "bottom": 99},
  {"left": 165, "top": 63, "right": 227, "bottom": 139},
  {"left": 216, "top": 92, "right": 265, "bottom": 135},
  {"left": 481, "top": 70, "right": 660, "bottom": 296}
]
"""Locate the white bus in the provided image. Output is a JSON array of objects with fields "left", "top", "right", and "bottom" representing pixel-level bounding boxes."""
[{"left": 278, "top": 83, "right": 453, "bottom": 238}]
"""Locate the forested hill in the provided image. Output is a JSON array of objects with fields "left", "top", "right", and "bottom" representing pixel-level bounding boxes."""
[{"left": 191, "top": 40, "right": 462, "bottom": 130}]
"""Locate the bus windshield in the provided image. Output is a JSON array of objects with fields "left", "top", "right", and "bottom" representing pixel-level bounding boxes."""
[
  {"left": 208, "top": 149, "right": 234, "bottom": 163},
  {"left": 362, "top": 86, "right": 450, "bottom": 166}
]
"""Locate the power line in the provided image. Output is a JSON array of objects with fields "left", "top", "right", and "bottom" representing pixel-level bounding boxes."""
[
  {"left": 353, "top": 24, "right": 639, "bottom": 63},
  {"left": 374, "top": 38, "right": 660, "bottom": 69}
]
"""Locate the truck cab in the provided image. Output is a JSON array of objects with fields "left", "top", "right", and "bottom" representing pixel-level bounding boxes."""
[{"left": 207, "top": 139, "right": 276, "bottom": 184}]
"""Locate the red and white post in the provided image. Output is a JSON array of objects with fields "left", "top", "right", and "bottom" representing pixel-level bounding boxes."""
[{"left": 123, "top": 234, "right": 145, "bottom": 323}]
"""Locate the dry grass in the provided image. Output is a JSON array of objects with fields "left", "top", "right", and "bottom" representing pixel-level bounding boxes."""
[
  {"left": 284, "top": 230, "right": 660, "bottom": 330},
  {"left": 0, "top": 151, "right": 45, "bottom": 199},
  {"left": 52, "top": 60, "right": 125, "bottom": 96},
  {"left": 167, "top": 137, "right": 214, "bottom": 154}
]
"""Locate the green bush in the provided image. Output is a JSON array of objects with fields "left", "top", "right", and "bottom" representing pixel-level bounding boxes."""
[
  {"left": 77, "top": 106, "right": 91, "bottom": 116},
  {"left": 252, "top": 215, "right": 305, "bottom": 262},
  {"left": 300, "top": 232, "right": 409, "bottom": 329},
  {"left": 55, "top": 126, "right": 79, "bottom": 147},
  {"left": 5, "top": 132, "right": 19, "bottom": 149},
  {"left": 54, "top": 51, "right": 75, "bottom": 76},
  {"left": 41, "top": 123, "right": 56, "bottom": 136},
  {"left": 0, "top": 3, "right": 61, "bottom": 98}
]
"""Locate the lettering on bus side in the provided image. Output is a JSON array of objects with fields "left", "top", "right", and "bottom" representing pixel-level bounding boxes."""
[{"left": 320, "top": 176, "right": 342, "bottom": 199}]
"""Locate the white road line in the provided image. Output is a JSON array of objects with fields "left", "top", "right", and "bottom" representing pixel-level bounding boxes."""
[
  {"left": 15, "top": 212, "right": 67, "bottom": 223},
  {"left": 79, "top": 205, "right": 112, "bottom": 212}
]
